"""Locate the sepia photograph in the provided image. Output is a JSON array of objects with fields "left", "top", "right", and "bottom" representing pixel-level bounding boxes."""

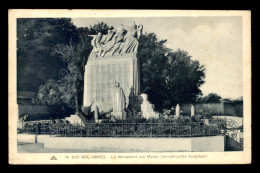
[{"left": 8, "top": 9, "right": 251, "bottom": 164}]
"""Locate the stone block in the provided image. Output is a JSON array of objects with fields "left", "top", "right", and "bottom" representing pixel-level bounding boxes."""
[
  {"left": 44, "top": 136, "right": 225, "bottom": 152},
  {"left": 83, "top": 52, "right": 140, "bottom": 112},
  {"left": 17, "top": 134, "right": 36, "bottom": 143},
  {"left": 65, "top": 114, "right": 82, "bottom": 125}
]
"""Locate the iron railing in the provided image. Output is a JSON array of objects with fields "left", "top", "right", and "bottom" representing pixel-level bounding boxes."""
[{"left": 19, "top": 120, "right": 224, "bottom": 137}]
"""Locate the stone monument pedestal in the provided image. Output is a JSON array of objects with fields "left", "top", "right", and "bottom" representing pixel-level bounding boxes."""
[{"left": 83, "top": 52, "right": 140, "bottom": 113}]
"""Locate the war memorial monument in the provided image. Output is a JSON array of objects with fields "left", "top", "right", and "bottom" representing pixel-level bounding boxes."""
[
  {"left": 15, "top": 18, "right": 245, "bottom": 154},
  {"left": 83, "top": 23, "right": 158, "bottom": 120}
]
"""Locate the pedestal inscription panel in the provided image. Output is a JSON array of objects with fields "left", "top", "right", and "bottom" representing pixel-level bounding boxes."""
[{"left": 83, "top": 52, "right": 140, "bottom": 112}]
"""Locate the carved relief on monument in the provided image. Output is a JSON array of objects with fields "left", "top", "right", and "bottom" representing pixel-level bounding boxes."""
[
  {"left": 83, "top": 23, "right": 142, "bottom": 114},
  {"left": 89, "top": 23, "right": 143, "bottom": 58}
]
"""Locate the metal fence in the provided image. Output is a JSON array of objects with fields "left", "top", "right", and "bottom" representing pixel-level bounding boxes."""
[{"left": 19, "top": 120, "right": 224, "bottom": 137}]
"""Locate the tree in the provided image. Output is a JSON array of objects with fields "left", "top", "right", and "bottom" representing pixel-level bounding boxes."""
[
  {"left": 137, "top": 33, "right": 169, "bottom": 111},
  {"left": 17, "top": 18, "right": 78, "bottom": 92},
  {"left": 34, "top": 22, "right": 113, "bottom": 123},
  {"left": 138, "top": 33, "right": 206, "bottom": 111},
  {"left": 165, "top": 50, "right": 206, "bottom": 105},
  {"left": 200, "top": 93, "right": 222, "bottom": 103}
]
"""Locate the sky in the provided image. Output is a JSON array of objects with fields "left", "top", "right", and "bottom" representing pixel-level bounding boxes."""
[{"left": 72, "top": 17, "right": 243, "bottom": 100}]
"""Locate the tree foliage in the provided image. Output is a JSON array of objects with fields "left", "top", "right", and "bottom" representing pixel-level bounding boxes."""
[
  {"left": 19, "top": 20, "right": 206, "bottom": 117},
  {"left": 138, "top": 33, "right": 206, "bottom": 111},
  {"left": 32, "top": 22, "right": 113, "bottom": 123},
  {"left": 17, "top": 18, "right": 79, "bottom": 92}
]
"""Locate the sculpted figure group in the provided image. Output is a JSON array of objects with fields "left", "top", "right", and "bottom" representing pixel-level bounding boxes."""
[{"left": 90, "top": 23, "right": 143, "bottom": 57}]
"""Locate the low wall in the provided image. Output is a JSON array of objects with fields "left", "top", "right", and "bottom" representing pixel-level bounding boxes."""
[
  {"left": 44, "top": 137, "right": 191, "bottom": 152},
  {"left": 191, "top": 136, "right": 224, "bottom": 152},
  {"left": 37, "top": 135, "right": 53, "bottom": 143},
  {"left": 17, "top": 134, "right": 36, "bottom": 143},
  {"left": 181, "top": 103, "right": 224, "bottom": 115},
  {"left": 224, "top": 103, "right": 243, "bottom": 117},
  {"left": 17, "top": 134, "right": 54, "bottom": 144},
  {"left": 44, "top": 136, "right": 224, "bottom": 152},
  {"left": 181, "top": 103, "right": 243, "bottom": 117},
  {"left": 19, "top": 104, "right": 52, "bottom": 116}
]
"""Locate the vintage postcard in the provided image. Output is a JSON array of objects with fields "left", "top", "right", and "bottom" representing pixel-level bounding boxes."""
[{"left": 8, "top": 9, "right": 251, "bottom": 164}]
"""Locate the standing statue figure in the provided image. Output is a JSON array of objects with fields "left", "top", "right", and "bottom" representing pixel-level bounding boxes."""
[
  {"left": 112, "top": 81, "right": 126, "bottom": 112},
  {"left": 119, "top": 23, "right": 143, "bottom": 54},
  {"left": 98, "top": 29, "right": 116, "bottom": 57},
  {"left": 107, "top": 25, "right": 127, "bottom": 56},
  {"left": 90, "top": 32, "right": 103, "bottom": 54}
]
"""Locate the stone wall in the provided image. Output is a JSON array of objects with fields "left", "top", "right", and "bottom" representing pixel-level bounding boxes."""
[
  {"left": 17, "top": 134, "right": 57, "bottom": 144},
  {"left": 18, "top": 104, "right": 58, "bottom": 117},
  {"left": 224, "top": 103, "right": 243, "bottom": 117},
  {"left": 191, "top": 136, "right": 225, "bottom": 152},
  {"left": 181, "top": 103, "right": 224, "bottom": 115},
  {"left": 44, "top": 136, "right": 225, "bottom": 152},
  {"left": 17, "top": 134, "right": 36, "bottom": 143},
  {"left": 181, "top": 103, "right": 243, "bottom": 117}
]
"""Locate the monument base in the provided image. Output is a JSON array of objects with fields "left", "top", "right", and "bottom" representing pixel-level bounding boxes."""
[{"left": 83, "top": 52, "right": 140, "bottom": 113}]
